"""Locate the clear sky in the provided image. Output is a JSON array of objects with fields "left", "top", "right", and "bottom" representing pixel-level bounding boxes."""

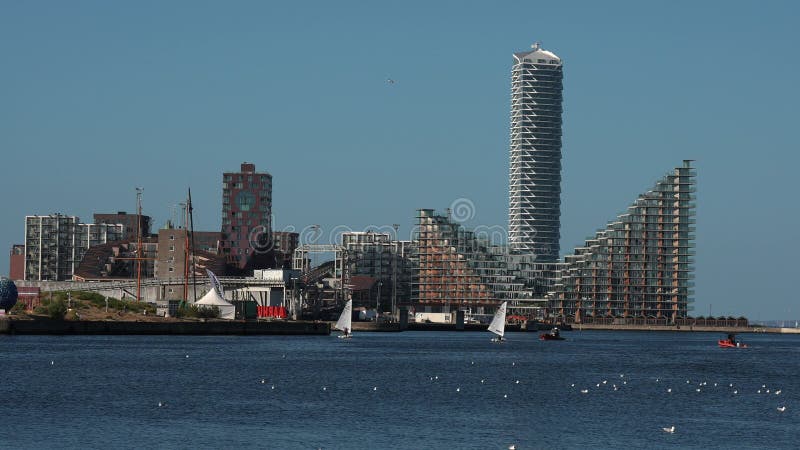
[{"left": 1, "top": 0, "right": 798, "bottom": 320}]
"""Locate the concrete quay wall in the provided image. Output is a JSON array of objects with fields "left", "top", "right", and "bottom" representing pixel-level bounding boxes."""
[
  {"left": 1, "top": 318, "right": 330, "bottom": 336},
  {"left": 572, "top": 323, "right": 800, "bottom": 334}
]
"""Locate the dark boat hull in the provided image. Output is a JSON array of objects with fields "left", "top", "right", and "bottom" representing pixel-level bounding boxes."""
[
  {"left": 540, "top": 334, "right": 565, "bottom": 341},
  {"left": 718, "top": 339, "right": 747, "bottom": 348}
]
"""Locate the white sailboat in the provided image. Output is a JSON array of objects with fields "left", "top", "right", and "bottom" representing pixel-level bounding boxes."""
[
  {"left": 334, "top": 300, "right": 353, "bottom": 339},
  {"left": 488, "top": 301, "right": 508, "bottom": 343}
]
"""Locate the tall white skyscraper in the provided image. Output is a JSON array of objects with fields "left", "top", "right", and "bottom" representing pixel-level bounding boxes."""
[{"left": 508, "top": 42, "right": 563, "bottom": 261}]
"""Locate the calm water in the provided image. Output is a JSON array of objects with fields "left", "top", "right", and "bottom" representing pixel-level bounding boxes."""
[{"left": 1, "top": 331, "right": 798, "bottom": 449}]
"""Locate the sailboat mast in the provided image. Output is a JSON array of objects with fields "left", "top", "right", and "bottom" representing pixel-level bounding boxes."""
[
  {"left": 183, "top": 199, "right": 190, "bottom": 304},
  {"left": 136, "top": 187, "right": 143, "bottom": 302},
  {"left": 188, "top": 188, "right": 197, "bottom": 302}
]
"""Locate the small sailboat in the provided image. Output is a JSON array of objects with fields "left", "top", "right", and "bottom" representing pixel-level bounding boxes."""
[
  {"left": 488, "top": 301, "right": 508, "bottom": 343},
  {"left": 334, "top": 300, "right": 353, "bottom": 339}
]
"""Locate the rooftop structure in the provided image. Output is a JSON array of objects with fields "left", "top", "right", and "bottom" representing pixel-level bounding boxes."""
[{"left": 93, "top": 212, "right": 151, "bottom": 241}]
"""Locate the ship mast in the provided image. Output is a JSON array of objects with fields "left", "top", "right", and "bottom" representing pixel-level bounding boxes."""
[
  {"left": 136, "top": 187, "right": 143, "bottom": 301},
  {"left": 188, "top": 188, "right": 198, "bottom": 302}
]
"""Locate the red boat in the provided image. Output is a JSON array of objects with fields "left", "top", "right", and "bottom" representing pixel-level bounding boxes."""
[
  {"left": 718, "top": 334, "right": 747, "bottom": 348},
  {"left": 540, "top": 328, "right": 565, "bottom": 341}
]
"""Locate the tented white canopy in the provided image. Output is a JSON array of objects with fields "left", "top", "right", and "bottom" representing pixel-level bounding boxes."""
[{"left": 194, "top": 288, "right": 236, "bottom": 320}]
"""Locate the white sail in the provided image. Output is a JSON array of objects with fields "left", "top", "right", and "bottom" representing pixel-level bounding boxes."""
[
  {"left": 334, "top": 300, "right": 353, "bottom": 334},
  {"left": 487, "top": 301, "right": 507, "bottom": 337}
]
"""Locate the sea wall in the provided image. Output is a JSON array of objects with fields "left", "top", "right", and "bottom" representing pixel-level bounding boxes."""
[
  {"left": 571, "top": 323, "right": 800, "bottom": 334},
  {"left": 2, "top": 318, "right": 330, "bottom": 336}
]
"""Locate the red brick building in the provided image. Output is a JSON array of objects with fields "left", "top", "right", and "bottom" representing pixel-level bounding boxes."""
[
  {"left": 9, "top": 244, "right": 24, "bottom": 280},
  {"left": 220, "top": 163, "right": 272, "bottom": 269}
]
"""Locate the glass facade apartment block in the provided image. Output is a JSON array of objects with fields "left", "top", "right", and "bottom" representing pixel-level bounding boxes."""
[
  {"left": 341, "top": 231, "right": 414, "bottom": 310},
  {"left": 508, "top": 43, "right": 564, "bottom": 261},
  {"left": 414, "top": 209, "right": 526, "bottom": 314},
  {"left": 550, "top": 161, "right": 697, "bottom": 323},
  {"left": 24, "top": 214, "right": 123, "bottom": 281}
]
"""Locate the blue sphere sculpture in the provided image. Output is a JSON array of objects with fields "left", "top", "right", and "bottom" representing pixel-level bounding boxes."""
[{"left": 0, "top": 278, "right": 19, "bottom": 312}]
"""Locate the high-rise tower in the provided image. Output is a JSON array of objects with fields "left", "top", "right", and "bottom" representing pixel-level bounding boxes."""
[
  {"left": 220, "top": 163, "right": 272, "bottom": 269},
  {"left": 508, "top": 43, "right": 564, "bottom": 261}
]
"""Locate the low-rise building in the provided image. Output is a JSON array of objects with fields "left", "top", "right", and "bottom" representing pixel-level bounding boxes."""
[
  {"left": 341, "top": 231, "right": 414, "bottom": 312},
  {"left": 9, "top": 244, "right": 24, "bottom": 280}
]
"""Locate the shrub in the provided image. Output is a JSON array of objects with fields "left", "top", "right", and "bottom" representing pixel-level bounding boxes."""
[
  {"left": 195, "top": 306, "right": 220, "bottom": 319},
  {"left": 174, "top": 304, "right": 219, "bottom": 319},
  {"left": 10, "top": 301, "right": 27, "bottom": 315},
  {"left": 47, "top": 298, "right": 68, "bottom": 320}
]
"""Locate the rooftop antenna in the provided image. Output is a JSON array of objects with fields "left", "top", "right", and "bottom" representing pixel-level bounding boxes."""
[{"left": 179, "top": 202, "right": 187, "bottom": 229}]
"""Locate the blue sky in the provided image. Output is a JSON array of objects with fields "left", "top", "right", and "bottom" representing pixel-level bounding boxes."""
[{"left": 1, "top": 0, "right": 798, "bottom": 320}]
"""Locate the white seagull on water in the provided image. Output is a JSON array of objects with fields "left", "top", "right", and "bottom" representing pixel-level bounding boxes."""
[
  {"left": 662, "top": 426, "right": 675, "bottom": 433},
  {"left": 777, "top": 406, "right": 787, "bottom": 412}
]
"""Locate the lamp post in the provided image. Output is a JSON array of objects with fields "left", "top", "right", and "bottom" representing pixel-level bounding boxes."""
[{"left": 376, "top": 280, "right": 382, "bottom": 322}]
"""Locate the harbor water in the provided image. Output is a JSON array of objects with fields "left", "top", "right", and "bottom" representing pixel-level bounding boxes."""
[{"left": 1, "top": 331, "right": 798, "bottom": 449}]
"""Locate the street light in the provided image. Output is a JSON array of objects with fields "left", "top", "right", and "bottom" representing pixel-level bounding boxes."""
[{"left": 376, "top": 280, "right": 382, "bottom": 321}]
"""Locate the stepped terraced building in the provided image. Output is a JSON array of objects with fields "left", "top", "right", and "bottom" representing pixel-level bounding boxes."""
[
  {"left": 550, "top": 161, "right": 697, "bottom": 322},
  {"left": 414, "top": 209, "right": 530, "bottom": 315}
]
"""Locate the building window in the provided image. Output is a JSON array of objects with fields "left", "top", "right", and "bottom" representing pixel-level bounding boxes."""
[{"left": 236, "top": 191, "right": 255, "bottom": 212}]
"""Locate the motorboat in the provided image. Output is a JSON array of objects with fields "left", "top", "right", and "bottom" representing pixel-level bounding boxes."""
[
  {"left": 540, "top": 327, "right": 565, "bottom": 341},
  {"left": 718, "top": 333, "right": 746, "bottom": 348}
]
